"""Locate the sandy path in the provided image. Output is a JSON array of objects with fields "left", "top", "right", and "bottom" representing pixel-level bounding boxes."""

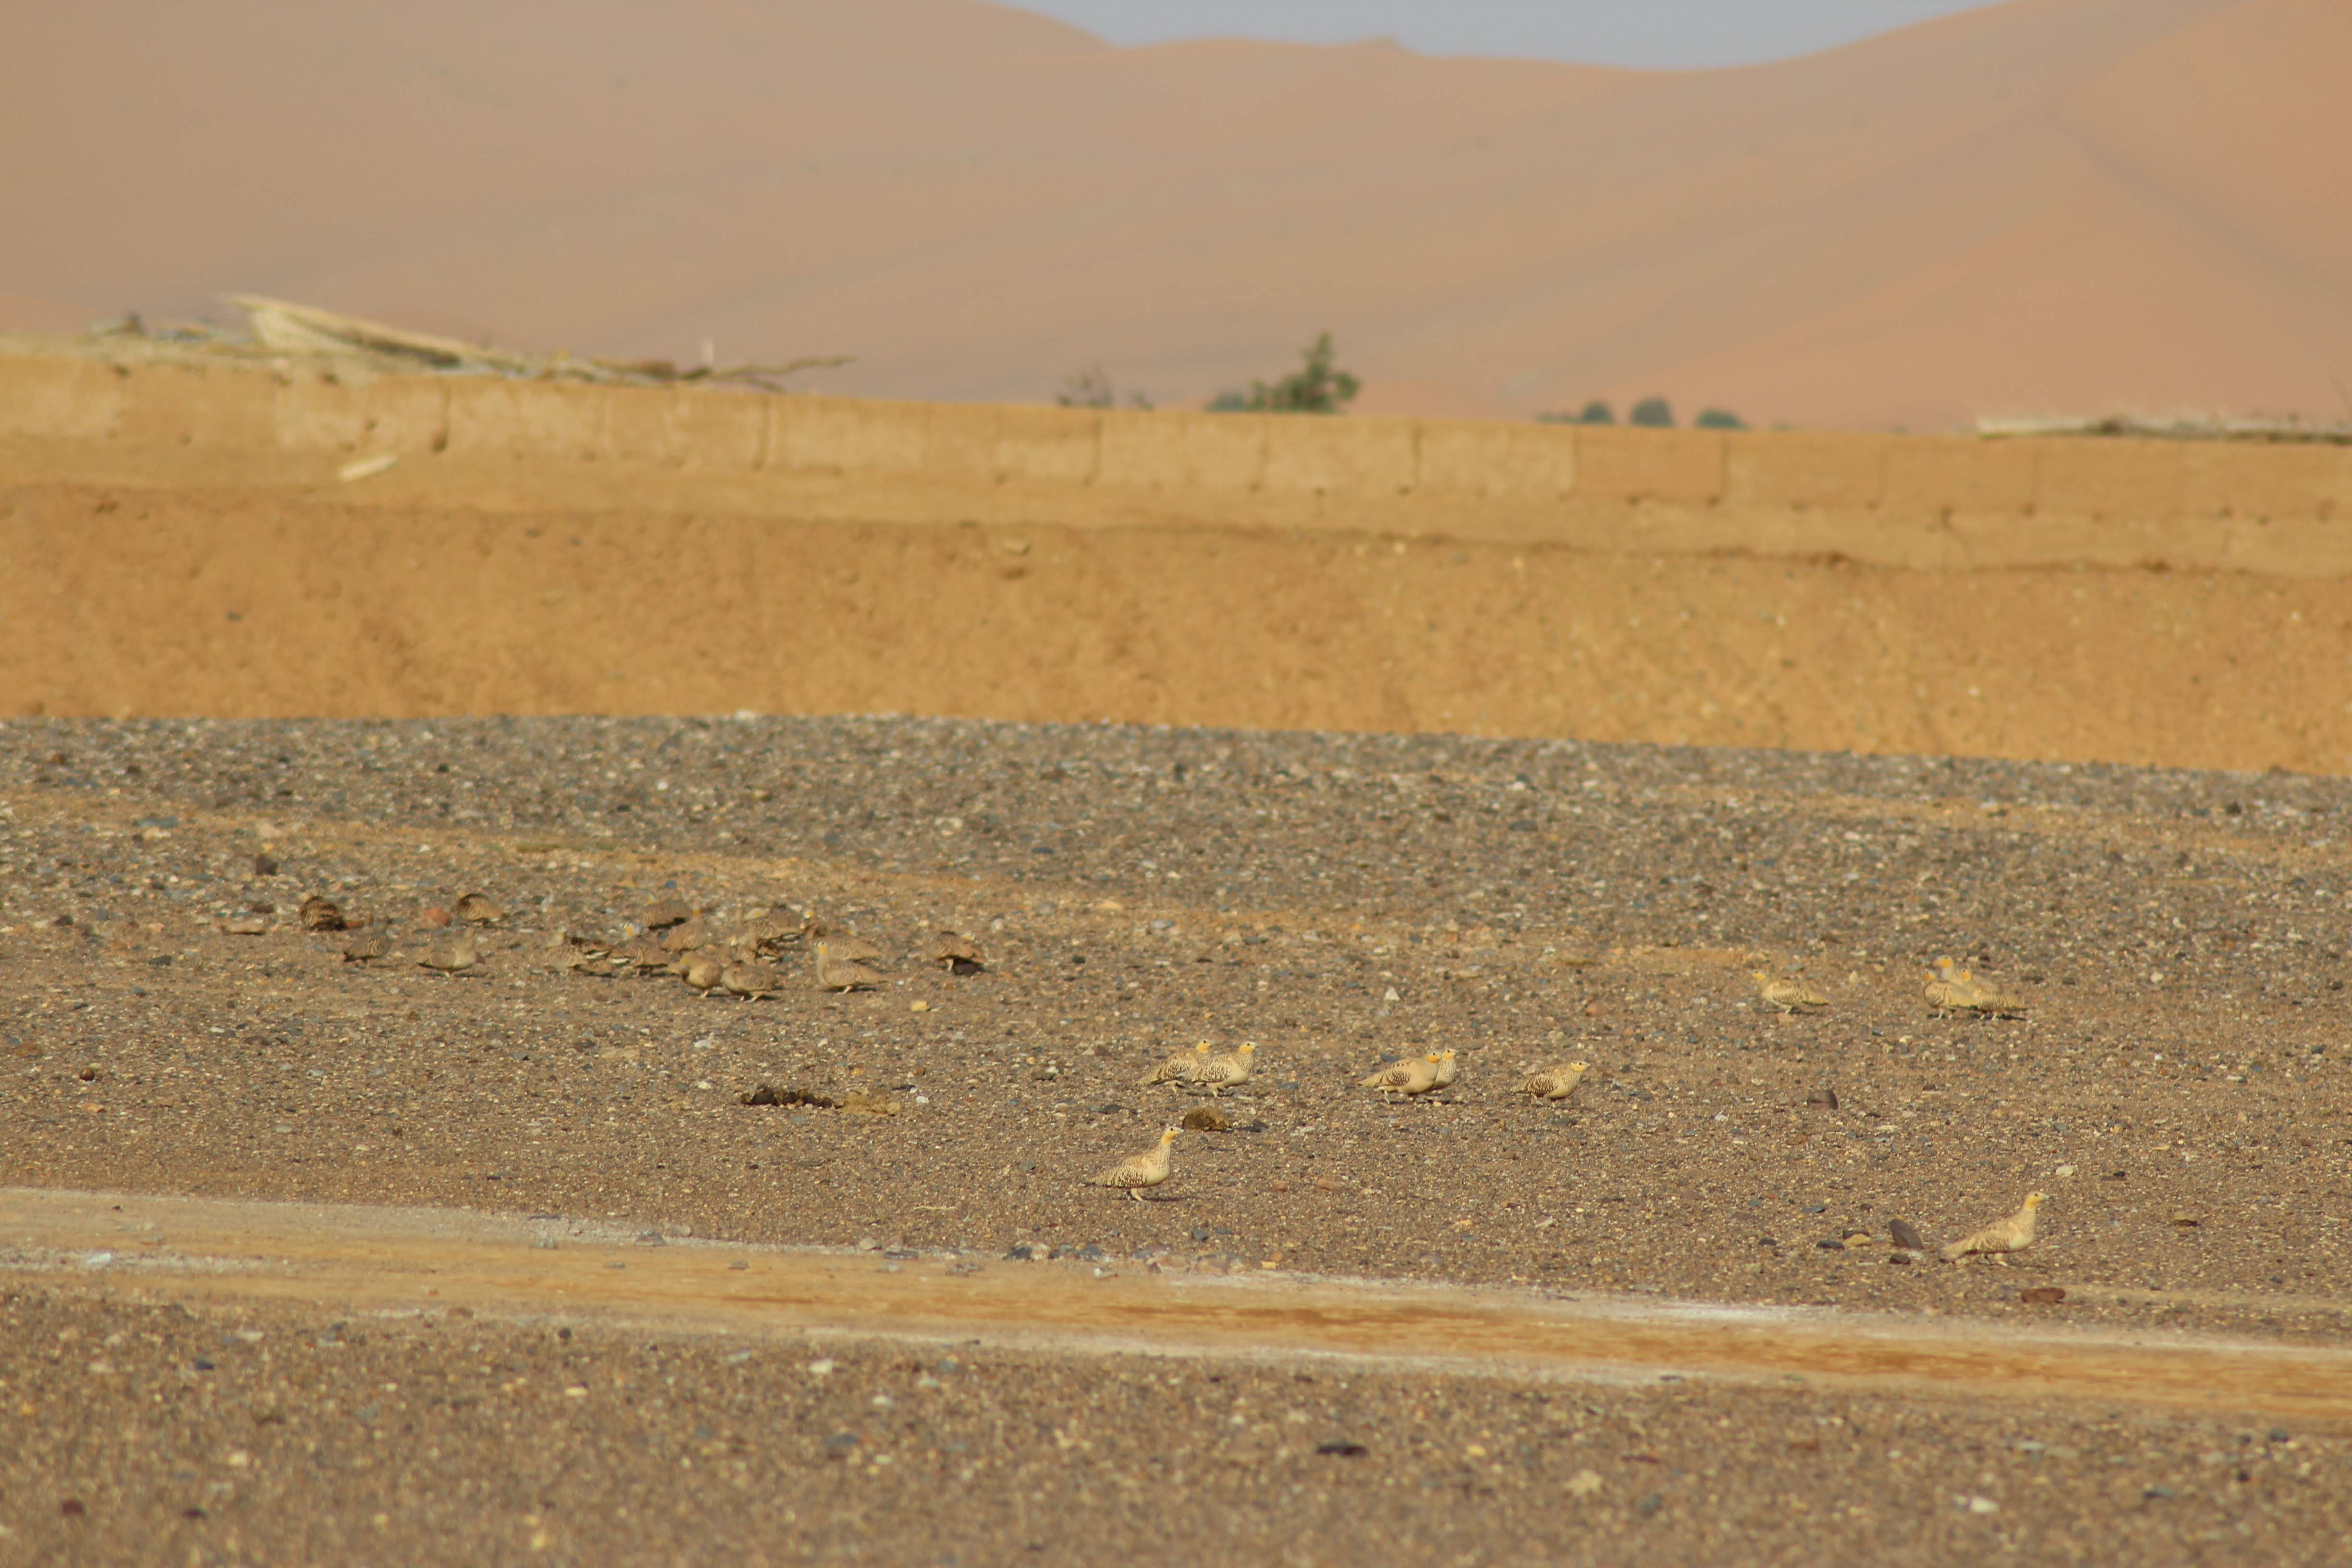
[{"left": 12, "top": 1187, "right": 2350, "bottom": 1427}]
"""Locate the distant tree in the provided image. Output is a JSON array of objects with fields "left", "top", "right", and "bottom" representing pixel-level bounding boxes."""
[
  {"left": 1580, "top": 400, "right": 1615, "bottom": 425},
  {"left": 1209, "top": 331, "right": 1361, "bottom": 414},
  {"left": 1629, "top": 396, "right": 1674, "bottom": 428},
  {"left": 1057, "top": 363, "right": 1152, "bottom": 410},
  {"left": 1694, "top": 408, "right": 1746, "bottom": 430}
]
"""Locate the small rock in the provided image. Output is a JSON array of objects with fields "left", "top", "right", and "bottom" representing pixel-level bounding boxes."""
[
  {"left": 1806, "top": 1088, "right": 1840, "bottom": 1110},
  {"left": 2019, "top": 1286, "right": 2067, "bottom": 1305},
  {"left": 739, "top": 1083, "right": 834, "bottom": 1108},
  {"left": 1888, "top": 1218, "right": 1924, "bottom": 1252},
  {"left": 252, "top": 853, "right": 279, "bottom": 878},
  {"left": 909, "top": 1000, "right": 930, "bottom": 1013},
  {"left": 838, "top": 1090, "right": 899, "bottom": 1117},
  {"left": 1181, "top": 1106, "right": 1230, "bottom": 1132},
  {"left": 1315, "top": 1442, "right": 1369, "bottom": 1459},
  {"left": 1004, "top": 1241, "right": 1046, "bottom": 1262},
  {"left": 806, "top": 1360, "right": 836, "bottom": 1378},
  {"left": 220, "top": 915, "right": 270, "bottom": 936},
  {"left": 1636, "top": 1494, "right": 1664, "bottom": 1519},
  {"left": 2171, "top": 1213, "right": 2201, "bottom": 1228},
  {"left": 1567, "top": 1469, "right": 1604, "bottom": 1498},
  {"left": 421, "top": 906, "right": 451, "bottom": 928}
]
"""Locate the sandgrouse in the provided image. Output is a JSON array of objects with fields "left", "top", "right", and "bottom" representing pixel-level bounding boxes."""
[
  {"left": 1753, "top": 971, "right": 1829, "bottom": 1014},
  {"left": 1516, "top": 1061, "right": 1589, "bottom": 1102},
  {"left": 1087, "top": 1129, "right": 1179, "bottom": 1201},
  {"left": 1942, "top": 1192, "right": 2046, "bottom": 1261}
]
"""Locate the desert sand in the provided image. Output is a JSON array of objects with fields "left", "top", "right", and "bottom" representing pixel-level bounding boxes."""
[{"left": 3, "top": 0, "right": 2346, "bottom": 427}]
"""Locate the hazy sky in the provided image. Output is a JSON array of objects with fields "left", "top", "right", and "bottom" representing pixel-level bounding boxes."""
[{"left": 1008, "top": 0, "right": 2004, "bottom": 69}]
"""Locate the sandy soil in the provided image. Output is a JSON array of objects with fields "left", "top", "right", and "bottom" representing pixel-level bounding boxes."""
[
  {"left": 5, "top": 713, "right": 2352, "bottom": 1557},
  {"left": 10, "top": 477, "right": 2352, "bottom": 775},
  {"left": 5, "top": 0, "right": 2346, "bottom": 426}
]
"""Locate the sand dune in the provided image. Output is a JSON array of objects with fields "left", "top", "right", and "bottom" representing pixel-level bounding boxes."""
[{"left": 1, "top": 0, "right": 2342, "bottom": 427}]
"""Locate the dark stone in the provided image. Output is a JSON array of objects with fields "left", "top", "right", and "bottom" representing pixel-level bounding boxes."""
[
  {"left": 740, "top": 1082, "right": 835, "bottom": 1108},
  {"left": 1888, "top": 1218, "right": 1924, "bottom": 1252},
  {"left": 2019, "top": 1286, "right": 2066, "bottom": 1305},
  {"left": 1636, "top": 1494, "right": 1664, "bottom": 1519},
  {"left": 1316, "top": 1442, "right": 1370, "bottom": 1458}
]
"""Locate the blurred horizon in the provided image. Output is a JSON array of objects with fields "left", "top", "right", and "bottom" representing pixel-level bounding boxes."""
[{"left": 1001, "top": 0, "right": 2003, "bottom": 69}]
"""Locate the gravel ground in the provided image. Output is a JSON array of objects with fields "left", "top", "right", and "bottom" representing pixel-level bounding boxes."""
[
  {"left": 4, "top": 714, "right": 2352, "bottom": 1558},
  {"left": 5, "top": 1283, "right": 2348, "bottom": 1568}
]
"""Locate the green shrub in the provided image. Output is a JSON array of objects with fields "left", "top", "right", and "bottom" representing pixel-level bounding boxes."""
[
  {"left": 1629, "top": 396, "right": 1673, "bottom": 428},
  {"left": 1209, "top": 332, "right": 1360, "bottom": 414},
  {"left": 1580, "top": 400, "right": 1615, "bottom": 425},
  {"left": 1695, "top": 408, "right": 1746, "bottom": 430}
]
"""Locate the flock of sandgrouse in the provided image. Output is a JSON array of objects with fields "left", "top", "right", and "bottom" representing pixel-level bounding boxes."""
[
  {"left": 1092, "top": 959, "right": 2045, "bottom": 1264},
  {"left": 297, "top": 888, "right": 2046, "bottom": 1265}
]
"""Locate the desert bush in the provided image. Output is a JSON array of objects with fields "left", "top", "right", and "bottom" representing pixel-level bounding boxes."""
[
  {"left": 1209, "top": 332, "right": 1360, "bottom": 413},
  {"left": 1629, "top": 396, "right": 1673, "bottom": 427},
  {"left": 1695, "top": 408, "right": 1746, "bottom": 430}
]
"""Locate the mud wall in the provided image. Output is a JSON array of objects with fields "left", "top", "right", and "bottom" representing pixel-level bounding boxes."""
[{"left": 5, "top": 349, "right": 2347, "bottom": 574}]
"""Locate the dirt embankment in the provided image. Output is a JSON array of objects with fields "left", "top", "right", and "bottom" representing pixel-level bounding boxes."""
[{"left": 4, "top": 350, "right": 2349, "bottom": 773}]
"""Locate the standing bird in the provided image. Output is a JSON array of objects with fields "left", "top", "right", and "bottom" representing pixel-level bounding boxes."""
[
  {"left": 1361, "top": 1054, "right": 1443, "bottom": 1098},
  {"left": 1194, "top": 1042, "right": 1256, "bottom": 1096},
  {"left": 1752, "top": 971, "right": 1829, "bottom": 1014},
  {"left": 1087, "top": 1128, "right": 1180, "bottom": 1202},
  {"left": 1924, "top": 960, "right": 1979, "bottom": 1017},
  {"left": 1429, "top": 1049, "right": 1460, "bottom": 1090},
  {"left": 1516, "top": 1061, "right": 1589, "bottom": 1102},
  {"left": 675, "top": 952, "right": 724, "bottom": 992},
  {"left": 1143, "top": 1042, "right": 1212, "bottom": 1088},
  {"left": 720, "top": 961, "right": 785, "bottom": 1000},
  {"left": 813, "top": 939, "right": 883, "bottom": 992},
  {"left": 930, "top": 933, "right": 986, "bottom": 974},
  {"left": 1942, "top": 1192, "right": 2046, "bottom": 1261},
  {"left": 1956, "top": 966, "right": 2026, "bottom": 1014}
]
